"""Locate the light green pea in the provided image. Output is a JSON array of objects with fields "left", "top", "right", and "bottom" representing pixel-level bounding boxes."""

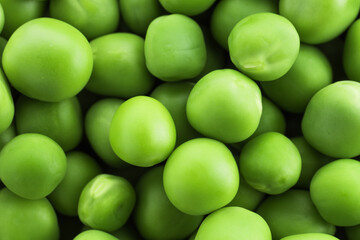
[
  {"left": 280, "top": 233, "right": 339, "bottom": 240},
  {"left": 239, "top": 132, "right": 301, "bottom": 195},
  {"left": 346, "top": 225, "right": 360, "bottom": 240},
  {"left": 0, "top": 188, "right": 59, "bottom": 240},
  {"left": 261, "top": 44, "right": 332, "bottom": 113},
  {"left": 3, "top": 18, "right": 93, "bottom": 102},
  {"left": 109, "top": 96, "right": 176, "bottom": 167},
  {"left": 78, "top": 174, "right": 136, "bottom": 232},
  {"left": 211, "top": 0, "right": 278, "bottom": 49},
  {"left": 195, "top": 207, "right": 271, "bottom": 240},
  {"left": 144, "top": 14, "right": 206, "bottom": 81},
  {"left": 302, "top": 81, "right": 360, "bottom": 158},
  {"left": 310, "top": 159, "right": 360, "bottom": 226},
  {"left": 159, "top": 0, "right": 216, "bottom": 16},
  {"left": 74, "top": 230, "right": 119, "bottom": 240},
  {"left": 257, "top": 190, "right": 335, "bottom": 240},
  {"left": 86, "top": 33, "right": 154, "bottom": 98},
  {"left": 163, "top": 138, "right": 239, "bottom": 215},
  {"left": 187, "top": 69, "right": 262, "bottom": 143},
  {"left": 15, "top": 95, "right": 83, "bottom": 151},
  {"left": 279, "top": 0, "right": 360, "bottom": 44},
  {"left": 229, "top": 12, "right": 300, "bottom": 81},
  {"left": 49, "top": 151, "right": 101, "bottom": 216},
  {"left": 119, "top": 0, "right": 163, "bottom": 35},
  {"left": 150, "top": 82, "right": 201, "bottom": 146},
  {"left": 50, "top": 0, "right": 119, "bottom": 40},
  {"left": 0, "top": 68, "right": 14, "bottom": 134},
  {"left": 135, "top": 166, "right": 203, "bottom": 239},
  {"left": 0, "top": 124, "right": 15, "bottom": 151},
  {"left": 0, "top": 133, "right": 66, "bottom": 200},
  {"left": 85, "top": 98, "right": 128, "bottom": 168},
  {"left": 344, "top": 19, "right": 360, "bottom": 82}
]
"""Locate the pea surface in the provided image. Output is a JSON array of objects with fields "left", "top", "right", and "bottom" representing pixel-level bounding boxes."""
[
  {"left": 159, "top": 0, "right": 216, "bottom": 16},
  {"left": 0, "top": 68, "right": 14, "bottom": 134},
  {"left": 280, "top": 234, "right": 339, "bottom": 240},
  {"left": 74, "top": 230, "right": 118, "bottom": 240},
  {"left": 344, "top": 19, "right": 360, "bottom": 82}
]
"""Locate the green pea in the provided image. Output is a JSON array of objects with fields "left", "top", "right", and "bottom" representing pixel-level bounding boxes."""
[
  {"left": 0, "top": 124, "right": 15, "bottom": 150},
  {"left": 280, "top": 233, "right": 339, "bottom": 240},
  {"left": 310, "top": 159, "right": 360, "bottom": 226},
  {"left": 159, "top": 0, "right": 216, "bottom": 16},
  {"left": 15, "top": 95, "right": 83, "bottom": 151},
  {"left": 78, "top": 174, "right": 136, "bottom": 232},
  {"left": 110, "top": 96, "right": 176, "bottom": 167},
  {"left": 0, "top": 188, "right": 59, "bottom": 240},
  {"left": 343, "top": 19, "right": 360, "bottom": 82},
  {"left": 50, "top": 0, "right": 119, "bottom": 40},
  {"left": 151, "top": 82, "right": 201, "bottom": 146},
  {"left": 163, "top": 138, "right": 239, "bottom": 215},
  {"left": 144, "top": 14, "right": 206, "bottom": 81},
  {"left": 0, "top": 68, "right": 14, "bottom": 134},
  {"left": 0, "top": 133, "right": 66, "bottom": 200},
  {"left": 49, "top": 151, "right": 101, "bottom": 216},
  {"left": 228, "top": 12, "right": 300, "bottom": 81},
  {"left": 195, "top": 206, "right": 271, "bottom": 240},
  {"left": 346, "top": 225, "right": 360, "bottom": 240},
  {"left": 261, "top": 44, "right": 332, "bottom": 113},
  {"left": 291, "top": 137, "right": 332, "bottom": 189},
  {"left": 302, "top": 81, "right": 360, "bottom": 158},
  {"left": 135, "top": 166, "right": 203, "bottom": 239},
  {"left": 257, "top": 190, "right": 335, "bottom": 240},
  {"left": 279, "top": 0, "right": 360, "bottom": 44},
  {"left": 86, "top": 33, "right": 154, "bottom": 98},
  {"left": 187, "top": 69, "right": 262, "bottom": 143},
  {"left": 111, "top": 224, "right": 141, "bottom": 240},
  {"left": 211, "top": 0, "right": 278, "bottom": 49},
  {"left": 74, "top": 230, "right": 118, "bottom": 240},
  {"left": 3, "top": 18, "right": 93, "bottom": 102},
  {"left": 0, "top": 4, "right": 4, "bottom": 34},
  {"left": 239, "top": 132, "right": 301, "bottom": 195},
  {"left": 85, "top": 98, "right": 128, "bottom": 168},
  {"left": 0, "top": 36, "right": 7, "bottom": 67},
  {"left": 0, "top": 0, "right": 46, "bottom": 39},
  {"left": 119, "top": 0, "right": 163, "bottom": 35}
]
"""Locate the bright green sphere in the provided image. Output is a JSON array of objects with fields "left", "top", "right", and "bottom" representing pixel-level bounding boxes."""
[
  {"left": 280, "top": 233, "right": 339, "bottom": 240},
  {"left": 74, "top": 230, "right": 118, "bottom": 240},
  {"left": 159, "top": 0, "right": 216, "bottom": 16}
]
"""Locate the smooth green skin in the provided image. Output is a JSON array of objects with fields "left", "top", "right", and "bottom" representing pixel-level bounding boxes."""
[
  {"left": 280, "top": 233, "right": 339, "bottom": 240},
  {"left": 228, "top": 12, "right": 300, "bottom": 81},
  {"left": 159, "top": 0, "right": 216, "bottom": 16},
  {"left": 78, "top": 174, "right": 136, "bottom": 232},
  {"left": 0, "top": 133, "right": 66, "bottom": 200},
  {"left": 0, "top": 188, "right": 59, "bottom": 240},
  {"left": 85, "top": 98, "right": 128, "bottom": 168},
  {"left": 3, "top": 18, "right": 93, "bottom": 102},
  {"left": 291, "top": 137, "right": 332, "bottom": 189},
  {"left": 135, "top": 166, "right": 203, "bottom": 239},
  {"left": 82, "top": 224, "right": 140, "bottom": 240},
  {"left": 239, "top": 132, "right": 301, "bottom": 194},
  {"left": 15, "top": 96, "right": 83, "bottom": 151},
  {"left": 109, "top": 96, "right": 176, "bottom": 167},
  {"left": 0, "top": 0, "right": 46, "bottom": 39},
  {"left": 344, "top": 19, "right": 360, "bottom": 82},
  {"left": 145, "top": 14, "right": 206, "bottom": 81},
  {"left": 0, "top": 68, "right": 14, "bottom": 134},
  {"left": 279, "top": 0, "right": 360, "bottom": 44},
  {"left": 211, "top": 0, "right": 278, "bottom": 50},
  {"left": 0, "top": 4, "right": 4, "bottom": 34},
  {"left": 187, "top": 69, "right": 262, "bottom": 143},
  {"left": 0, "top": 124, "right": 15, "bottom": 150},
  {"left": 74, "top": 230, "right": 119, "bottom": 240},
  {"left": 195, "top": 207, "right": 271, "bottom": 240},
  {"left": 163, "top": 138, "right": 239, "bottom": 215},
  {"left": 151, "top": 82, "right": 201, "bottom": 146},
  {"left": 346, "top": 225, "right": 360, "bottom": 240},
  {"left": 310, "top": 159, "right": 360, "bottom": 226},
  {"left": 232, "top": 96, "right": 286, "bottom": 151},
  {"left": 227, "top": 176, "right": 265, "bottom": 211},
  {"left": 86, "top": 33, "right": 154, "bottom": 98},
  {"left": 257, "top": 190, "right": 335, "bottom": 240},
  {"left": 0, "top": 37, "right": 7, "bottom": 67},
  {"left": 261, "top": 44, "right": 332, "bottom": 113},
  {"left": 119, "top": 0, "right": 163, "bottom": 35},
  {"left": 302, "top": 81, "right": 360, "bottom": 158},
  {"left": 50, "top": 0, "right": 119, "bottom": 40},
  {"left": 49, "top": 151, "right": 101, "bottom": 216}
]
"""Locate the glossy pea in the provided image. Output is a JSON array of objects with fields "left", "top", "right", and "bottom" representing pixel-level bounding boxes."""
[
  {"left": 144, "top": 14, "right": 206, "bottom": 81},
  {"left": 228, "top": 12, "right": 300, "bottom": 81},
  {"left": 0, "top": 68, "right": 14, "bottom": 134},
  {"left": 343, "top": 19, "right": 360, "bottom": 82},
  {"left": 280, "top": 233, "right": 339, "bottom": 240},
  {"left": 159, "top": 0, "right": 216, "bottom": 16},
  {"left": 15, "top": 95, "right": 83, "bottom": 151},
  {"left": 74, "top": 230, "right": 118, "bottom": 240}
]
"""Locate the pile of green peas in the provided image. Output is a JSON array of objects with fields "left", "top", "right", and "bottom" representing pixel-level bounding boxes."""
[{"left": 0, "top": 0, "right": 360, "bottom": 239}]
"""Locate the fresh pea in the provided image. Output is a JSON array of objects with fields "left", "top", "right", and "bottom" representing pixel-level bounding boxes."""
[
  {"left": 0, "top": 133, "right": 66, "bottom": 200},
  {"left": 0, "top": 36, "right": 7, "bottom": 67},
  {"left": 280, "top": 233, "right": 339, "bottom": 240},
  {"left": 3, "top": 18, "right": 93, "bottom": 102},
  {"left": 74, "top": 230, "right": 118, "bottom": 240},
  {"left": 0, "top": 4, "right": 4, "bottom": 33},
  {"left": 228, "top": 12, "right": 300, "bottom": 81},
  {"left": 163, "top": 138, "right": 239, "bottom": 215},
  {"left": 159, "top": 0, "right": 216, "bottom": 16},
  {"left": 0, "top": 68, "right": 14, "bottom": 134},
  {"left": 344, "top": 19, "right": 360, "bottom": 82},
  {"left": 0, "top": 124, "right": 15, "bottom": 150}
]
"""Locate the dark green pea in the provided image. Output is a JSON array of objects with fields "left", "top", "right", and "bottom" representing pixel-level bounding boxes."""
[
  {"left": 0, "top": 68, "right": 14, "bottom": 134},
  {"left": 346, "top": 225, "right": 360, "bottom": 240},
  {"left": 0, "top": 124, "right": 15, "bottom": 151},
  {"left": 344, "top": 19, "right": 360, "bottom": 82},
  {"left": 0, "top": 36, "right": 7, "bottom": 67}
]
